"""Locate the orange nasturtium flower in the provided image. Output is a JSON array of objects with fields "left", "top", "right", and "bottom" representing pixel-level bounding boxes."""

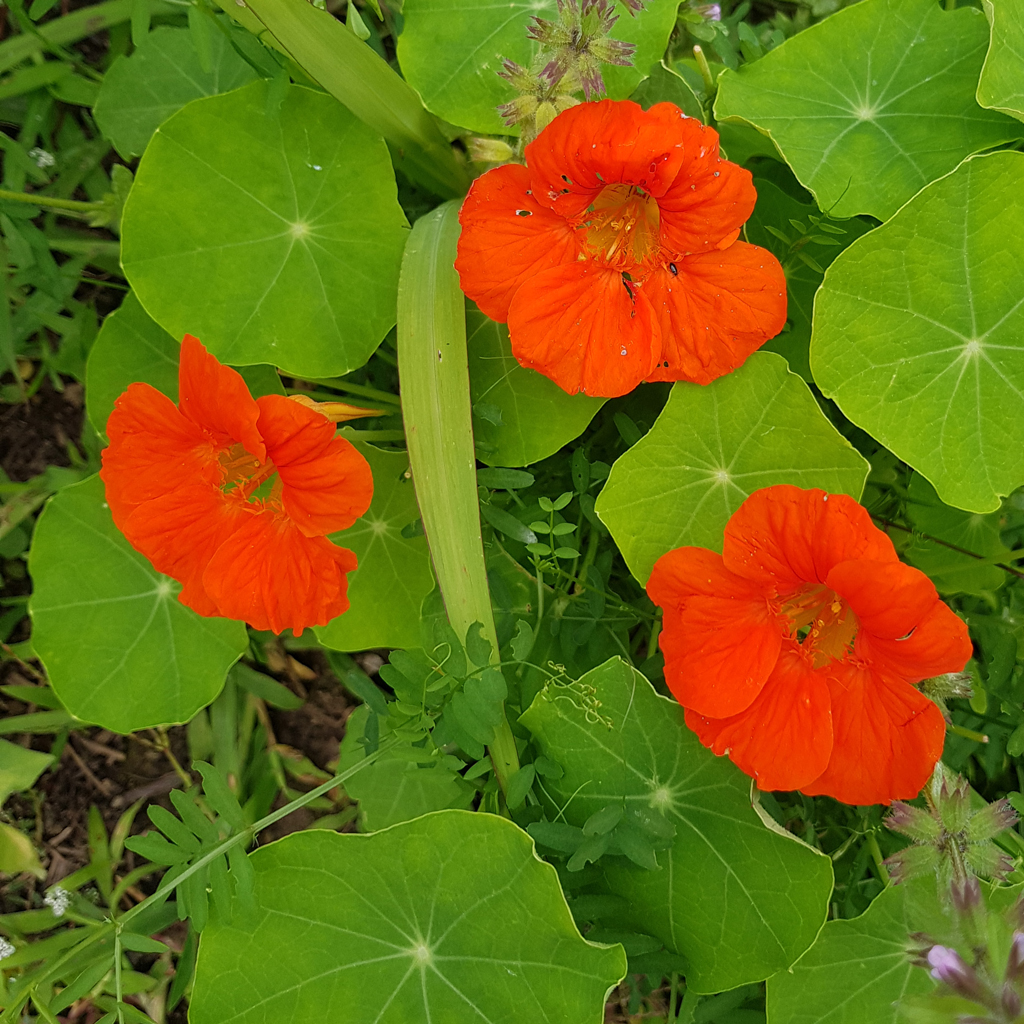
[
  {"left": 455, "top": 99, "right": 787, "bottom": 398},
  {"left": 100, "top": 335, "right": 374, "bottom": 636},
  {"left": 647, "top": 486, "right": 972, "bottom": 806}
]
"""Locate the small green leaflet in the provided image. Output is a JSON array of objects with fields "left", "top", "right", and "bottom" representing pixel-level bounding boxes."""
[
  {"left": 812, "top": 152, "right": 1024, "bottom": 513},
  {"left": 190, "top": 811, "right": 627, "bottom": 1023}
]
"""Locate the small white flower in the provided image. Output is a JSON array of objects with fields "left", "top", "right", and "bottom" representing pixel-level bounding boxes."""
[
  {"left": 44, "top": 886, "right": 70, "bottom": 917},
  {"left": 27, "top": 148, "right": 55, "bottom": 169},
  {"left": 0, "top": 937, "right": 15, "bottom": 961}
]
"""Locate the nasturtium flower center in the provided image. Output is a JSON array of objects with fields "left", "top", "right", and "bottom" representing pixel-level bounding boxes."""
[
  {"left": 583, "top": 183, "right": 661, "bottom": 267},
  {"left": 218, "top": 443, "right": 281, "bottom": 506},
  {"left": 780, "top": 583, "right": 859, "bottom": 669}
]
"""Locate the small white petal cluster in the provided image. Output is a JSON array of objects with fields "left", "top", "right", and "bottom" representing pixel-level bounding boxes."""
[
  {"left": 0, "top": 937, "right": 15, "bottom": 961},
  {"left": 44, "top": 887, "right": 70, "bottom": 917}
]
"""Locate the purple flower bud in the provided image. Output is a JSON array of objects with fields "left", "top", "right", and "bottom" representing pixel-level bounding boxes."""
[
  {"left": 1006, "top": 932, "right": 1024, "bottom": 984},
  {"left": 950, "top": 875, "right": 982, "bottom": 917},
  {"left": 1002, "top": 981, "right": 1022, "bottom": 1019},
  {"left": 927, "top": 946, "right": 985, "bottom": 1002}
]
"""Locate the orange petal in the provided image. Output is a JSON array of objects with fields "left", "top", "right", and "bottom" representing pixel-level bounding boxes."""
[
  {"left": 723, "top": 486, "right": 897, "bottom": 594},
  {"left": 256, "top": 395, "right": 374, "bottom": 537},
  {"left": 119, "top": 485, "right": 242, "bottom": 618},
  {"left": 202, "top": 512, "right": 357, "bottom": 635},
  {"left": 801, "top": 664, "right": 945, "bottom": 805},
  {"left": 525, "top": 100, "right": 693, "bottom": 219},
  {"left": 857, "top": 599, "right": 972, "bottom": 683},
  {"left": 648, "top": 547, "right": 782, "bottom": 718},
  {"left": 642, "top": 242, "right": 787, "bottom": 385},
  {"left": 101, "top": 382, "right": 216, "bottom": 526},
  {"left": 684, "top": 645, "right": 833, "bottom": 792},
  {"left": 507, "top": 260, "right": 661, "bottom": 397},
  {"left": 658, "top": 134, "right": 758, "bottom": 254},
  {"left": 455, "top": 163, "right": 579, "bottom": 322},
  {"left": 177, "top": 334, "right": 264, "bottom": 461},
  {"left": 827, "top": 558, "right": 938, "bottom": 640}
]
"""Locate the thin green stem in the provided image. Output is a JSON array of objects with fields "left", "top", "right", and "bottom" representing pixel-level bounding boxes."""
[
  {"left": 0, "top": 188, "right": 103, "bottom": 214},
  {"left": 300, "top": 378, "right": 402, "bottom": 406},
  {"left": 667, "top": 972, "right": 679, "bottom": 1022},
  {"left": 865, "top": 830, "right": 890, "bottom": 885},
  {"left": 692, "top": 45, "right": 716, "bottom": 102}
]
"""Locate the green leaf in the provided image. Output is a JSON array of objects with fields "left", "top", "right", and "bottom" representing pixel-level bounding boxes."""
[
  {"left": 86, "top": 291, "right": 284, "bottom": 437},
  {"left": 714, "top": 0, "right": 1023, "bottom": 219},
  {"left": 520, "top": 658, "right": 833, "bottom": 992},
  {"left": 0, "top": 821, "right": 43, "bottom": 876},
  {"left": 121, "top": 80, "right": 409, "bottom": 378},
  {"left": 242, "top": 0, "right": 470, "bottom": 198},
  {"left": 338, "top": 708, "right": 473, "bottom": 830},
  {"left": 979, "top": 0, "right": 1024, "bottom": 123},
  {"left": 629, "top": 60, "right": 703, "bottom": 119},
  {"left": 28, "top": 476, "right": 246, "bottom": 732},
  {"left": 314, "top": 437, "right": 434, "bottom": 652},
  {"left": 93, "top": 25, "right": 258, "bottom": 160},
  {"left": 0, "top": 739, "right": 53, "bottom": 806},
  {"left": 191, "top": 811, "right": 626, "bottom": 1023},
  {"left": 467, "top": 307, "right": 604, "bottom": 467},
  {"left": 230, "top": 663, "right": 304, "bottom": 710},
  {"left": 766, "top": 878, "right": 951, "bottom": 1024},
  {"left": 744, "top": 179, "right": 872, "bottom": 380},
  {"left": 812, "top": 152, "right": 1024, "bottom": 513},
  {"left": 595, "top": 352, "right": 869, "bottom": 583},
  {"left": 398, "top": 0, "right": 682, "bottom": 135},
  {"left": 902, "top": 474, "right": 1009, "bottom": 595}
]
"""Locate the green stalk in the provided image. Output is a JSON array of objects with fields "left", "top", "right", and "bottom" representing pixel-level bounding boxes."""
[
  {"left": 0, "top": 0, "right": 174, "bottom": 74},
  {"left": 397, "top": 201, "right": 520, "bottom": 794},
  {"left": 241, "top": 0, "right": 469, "bottom": 200},
  {"left": 0, "top": 188, "right": 102, "bottom": 214}
]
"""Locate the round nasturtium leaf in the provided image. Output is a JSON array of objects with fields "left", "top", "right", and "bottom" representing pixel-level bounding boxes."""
[
  {"left": 812, "top": 152, "right": 1024, "bottom": 514},
  {"left": 521, "top": 658, "right": 833, "bottom": 993},
  {"left": 979, "top": 0, "right": 1024, "bottom": 123},
  {"left": 595, "top": 352, "right": 869, "bottom": 584},
  {"left": 190, "top": 810, "right": 626, "bottom": 1024},
  {"left": 29, "top": 475, "right": 246, "bottom": 733},
  {"left": 93, "top": 25, "right": 258, "bottom": 160},
  {"left": 467, "top": 307, "right": 605, "bottom": 467},
  {"left": 121, "top": 80, "right": 409, "bottom": 378},
  {"left": 397, "top": 0, "right": 681, "bottom": 136},
  {"left": 315, "top": 437, "right": 434, "bottom": 653},
  {"left": 714, "top": 0, "right": 1023, "bottom": 220},
  {"left": 85, "top": 291, "right": 283, "bottom": 438}
]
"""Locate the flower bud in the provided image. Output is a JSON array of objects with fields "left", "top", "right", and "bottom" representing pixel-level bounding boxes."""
[
  {"left": 534, "top": 101, "right": 560, "bottom": 136},
  {"left": 950, "top": 875, "right": 982, "bottom": 917},
  {"left": 466, "top": 138, "right": 516, "bottom": 164},
  {"left": 1005, "top": 932, "right": 1024, "bottom": 984},
  {"left": 1002, "top": 981, "right": 1022, "bottom": 1019},
  {"left": 926, "top": 945, "right": 986, "bottom": 1002}
]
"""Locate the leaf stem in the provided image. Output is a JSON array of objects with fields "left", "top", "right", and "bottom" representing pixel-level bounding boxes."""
[
  {"left": 0, "top": 188, "right": 103, "bottom": 214},
  {"left": 692, "top": 45, "right": 716, "bottom": 101}
]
